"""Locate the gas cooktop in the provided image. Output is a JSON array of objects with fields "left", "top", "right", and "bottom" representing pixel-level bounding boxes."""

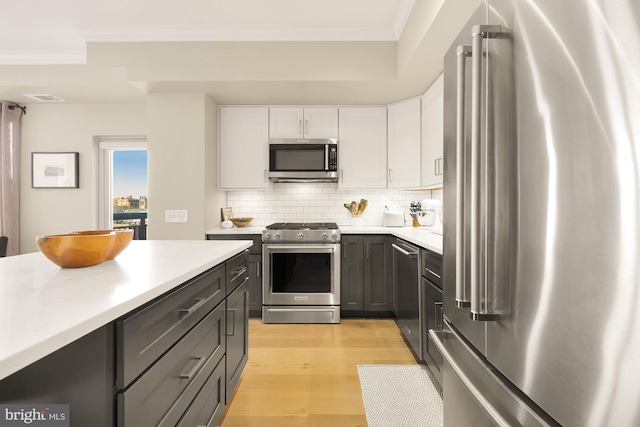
[{"left": 263, "top": 222, "right": 340, "bottom": 242}]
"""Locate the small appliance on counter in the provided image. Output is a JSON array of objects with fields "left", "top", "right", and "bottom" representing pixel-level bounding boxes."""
[
  {"left": 383, "top": 209, "right": 405, "bottom": 227},
  {"left": 418, "top": 199, "right": 443, "bottom": 233}
]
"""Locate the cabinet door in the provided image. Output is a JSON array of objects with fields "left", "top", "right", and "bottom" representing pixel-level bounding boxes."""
[
  {"left": 219, "top": 107, "right": 269, "bottom": 189},
  {"left": 225, "top": 279, "right": 249, "bottom": 403},
  {"left": 303, "top": 107, "right": 338, "bottom": 139},
  {"left": 364, "top": 236, "right": 393, "bottom": 311},
  {"left": 269, "top": 107, "right": 304, "bottom": 138},
  {"left": 338, "top": 107, "right": 388, "bottom": 189},
  {"left": 421, "top": 74, "right": 444, "bottom": 188},
  {"left": 387, "top": 98, "right": 422, "bottom": 188},
  {"left": 340, "top": 235, "right": 364, "bottom": 311},
  {"left": 423, "top": 277, "right": 443, "bottom": 386}
]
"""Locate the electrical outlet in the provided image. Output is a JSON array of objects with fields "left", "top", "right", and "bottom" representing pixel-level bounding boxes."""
[{"left": 165, "top": 209, "right": 188, "bottom": 223}]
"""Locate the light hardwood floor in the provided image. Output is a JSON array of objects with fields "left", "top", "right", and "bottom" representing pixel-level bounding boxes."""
[{"left": 217, "top": 318, "right": 418, "bottom": 427}]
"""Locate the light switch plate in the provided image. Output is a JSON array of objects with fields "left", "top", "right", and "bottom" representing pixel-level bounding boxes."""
[{"left": 165, "top": 209, "right": 188, "bottom": 223}]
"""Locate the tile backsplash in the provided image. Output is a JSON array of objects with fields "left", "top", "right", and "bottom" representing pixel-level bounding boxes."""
[{"left": 226, "top": 183, "right": 442, "bottom": 227}]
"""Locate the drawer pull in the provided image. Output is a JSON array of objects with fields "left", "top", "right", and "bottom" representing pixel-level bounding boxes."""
[
  {"left": 227, "top": 309, "right": 236, "bottom": 336},
  {"left": 179, "top": 356, "right": 205, "bottom": 380},
  {"left": 179, "top": 298, "right": 206, "bottom": 318},
  {"left": 425, "top": 267, "right": 441, "bottom": 279},
  {"left": 231, "top": 266, "right": 247, "bottom": 282},
  {"left": 435, "top": 301, "right": 444, "bottom": 329}
]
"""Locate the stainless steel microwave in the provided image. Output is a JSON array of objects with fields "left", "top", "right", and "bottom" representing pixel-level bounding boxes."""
[{"left": 268, "top": 138, "right": 338, "bottom": 182}]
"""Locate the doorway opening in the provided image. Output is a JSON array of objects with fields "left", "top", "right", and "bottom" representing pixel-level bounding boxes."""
[{"left": 98, "top": 137, "right": 148, "bottom": 239}]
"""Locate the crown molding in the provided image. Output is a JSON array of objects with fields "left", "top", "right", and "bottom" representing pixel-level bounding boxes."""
[
  {"left": 392, "top": 0, "right": 417, "bottom": 38},
  {"left": 78, "top": 25, "right": 399, "bottom": 43}
]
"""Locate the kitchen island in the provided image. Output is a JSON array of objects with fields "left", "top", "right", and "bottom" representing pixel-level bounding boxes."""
[{"left": 0, "top": 239, "right": 252, "bottom": 426}]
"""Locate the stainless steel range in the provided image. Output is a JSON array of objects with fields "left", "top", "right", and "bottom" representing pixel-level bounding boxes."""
[{"left": 262, "top": 222, "right": 341, "bottom": 324}]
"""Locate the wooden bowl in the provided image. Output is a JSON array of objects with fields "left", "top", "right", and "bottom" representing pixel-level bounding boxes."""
[
  {"left": 36, "top": 232, "right": 117, "bottom": 268},
  {"left": 72, "top": 229, "right": 134, "bottom": 260},
  {"left": 229, "top": 217, "right": 253, "bottom": 228}
]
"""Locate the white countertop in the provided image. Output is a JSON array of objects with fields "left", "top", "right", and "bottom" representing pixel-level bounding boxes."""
[
  {"left": 206, "top": 225, "right": 443, "bottom": 254},
  {"left": 341, "top": 226, "right": 443, "bottom": 254},
  {"left": 0, "top": 239, "right": 252, "bottom": 381}
]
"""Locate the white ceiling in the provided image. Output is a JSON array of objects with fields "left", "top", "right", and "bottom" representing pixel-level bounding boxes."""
[{"left": 0, "top": 0, "right": 482, "bottom": 106}]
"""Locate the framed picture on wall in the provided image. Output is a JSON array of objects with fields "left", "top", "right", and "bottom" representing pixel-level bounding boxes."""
[{"left": 32, "top": 152, "right": 79, "bottom": 188}]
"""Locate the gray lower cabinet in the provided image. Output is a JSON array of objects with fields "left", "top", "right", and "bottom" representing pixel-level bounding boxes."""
[
  {"left": 117, "top": 265, "right": 226, "bottom": 389},
  {"left": 225, "top": 279, "right": 249, "bottom": 402},
  {"left": 341, "top": 235, "right": 393, "bottom": 313},
  {"left": 117, "top": 249, "right": 250, "bottom": 426},
  {"left": 207, "top": 234, "right": 262, "bottom": 316},
  {"left": 117, "top": 303, "right": 226, "bottom": 426},
  {"left": 421, "top": 248, "right": 443, "bottom": 387}
]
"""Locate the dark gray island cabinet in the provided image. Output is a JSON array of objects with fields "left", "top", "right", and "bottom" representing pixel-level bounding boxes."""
[{"left": 0, "top": 245, "right": 250, "bottom": 427}]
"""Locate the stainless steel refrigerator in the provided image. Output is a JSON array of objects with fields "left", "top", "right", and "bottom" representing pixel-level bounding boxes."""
[{"left": 430, "top": 1, "right": 640, "bottom": 426}]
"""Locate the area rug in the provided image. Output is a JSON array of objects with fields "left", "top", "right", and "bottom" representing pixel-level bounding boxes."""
[{"left": 357, "top": 364, "right": 443, "bottom": 427}]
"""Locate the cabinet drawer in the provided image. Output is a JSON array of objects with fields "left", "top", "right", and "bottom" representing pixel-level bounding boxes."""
[
  {"left": 421, "top": 249, "right": 442, "bottom": 288},
  {"left": 117, "top": 264, "right": 225, "bottom": 388},
  {"left": 118, "top": 303, "right": 226, "bottom": 427},
  {"left": 226, "top": 250, "right": 249, "bottom": 295},
  {"left": 177, "top": 356, "right": 226, "bottom": 427}
]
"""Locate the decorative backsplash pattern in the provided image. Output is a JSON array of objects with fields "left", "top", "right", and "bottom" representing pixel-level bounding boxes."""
[{"left": 226, "top": 183, "right": 442, "bottom": 227}]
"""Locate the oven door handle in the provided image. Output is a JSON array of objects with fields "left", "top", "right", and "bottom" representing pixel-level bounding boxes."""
[{"left": 265, "top": 245, "right": 337, "bottom": 253}]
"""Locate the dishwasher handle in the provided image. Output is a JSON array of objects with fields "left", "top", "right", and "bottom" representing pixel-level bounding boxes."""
[{"left": 392, "top": 243, "right": 419, "bottom": 257}]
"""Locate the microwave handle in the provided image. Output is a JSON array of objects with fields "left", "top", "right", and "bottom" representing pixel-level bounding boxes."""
[{"left": 325, "top": 145, "right": 329, "bottom": 171}]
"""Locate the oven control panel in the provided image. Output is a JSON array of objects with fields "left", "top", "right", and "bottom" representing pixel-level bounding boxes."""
[{"left": 262, "top": 230, "right": 340, "bottom": 243}]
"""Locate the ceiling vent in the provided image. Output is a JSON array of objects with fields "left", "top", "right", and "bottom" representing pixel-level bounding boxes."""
[{"left": 23, "top": 94, "right": 65, "bottom": 102}]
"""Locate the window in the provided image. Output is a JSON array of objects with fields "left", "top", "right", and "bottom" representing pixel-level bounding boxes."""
[{"left": 98, "top": 137, "right": 148, "bottom": 239}]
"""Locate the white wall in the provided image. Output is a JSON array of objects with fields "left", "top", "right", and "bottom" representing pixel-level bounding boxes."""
[
  {"left": 147, "top": 93, "right": 225, "bottom": 240},
  {"left": 20, "top": 104, "right": 146, "bottom": 253},
  {"left": 226, "top": 183, "right": 442, "bottom": 227}
]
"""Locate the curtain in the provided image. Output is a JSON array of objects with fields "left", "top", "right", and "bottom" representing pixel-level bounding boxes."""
[{"left": 0, "top": 102, "right": 22, "bottom": 256}]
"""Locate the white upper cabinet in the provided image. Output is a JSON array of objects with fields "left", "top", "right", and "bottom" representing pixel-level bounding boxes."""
[
  {"left": 387, "top": 98, "right": 422, "bottom": 188},
  {"left": 338, "top": 107, "right": 388, "bottom": 189},
  {"left": 269, "top": 107, "right": 338, "bottom": 139},
  {"left": 219, "top": 107, "right": 270, "bottom": 189},
  {"left": 421, "top": 74, "right": 444, "bottom": 188}
]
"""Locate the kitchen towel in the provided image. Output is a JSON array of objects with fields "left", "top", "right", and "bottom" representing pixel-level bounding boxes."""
[{"left": 357, "top": 364, "right": 443, "bottom": 427}]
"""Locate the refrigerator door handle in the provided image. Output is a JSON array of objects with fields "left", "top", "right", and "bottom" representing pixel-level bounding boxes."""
[
  {"left": 430, "top": 326, "right": 554, "bottom": 427},
  {"left": 455, "top": 44, "right": 472, "bottom": 309},
  {"left": 430, "top": 329, "right": 512, "bottom": 427},
  {"left": 470, "top": 25, "right": 504, "bottom": 321}
]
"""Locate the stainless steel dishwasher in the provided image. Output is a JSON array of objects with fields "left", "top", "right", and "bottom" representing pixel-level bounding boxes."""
[{"left": 392, "top": 239, "right": 422, "bottom": 361}]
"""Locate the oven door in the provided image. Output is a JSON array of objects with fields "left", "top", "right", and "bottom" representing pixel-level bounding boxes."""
[{"left": 263, "top": 243, "right": 340, "bottom": 306}]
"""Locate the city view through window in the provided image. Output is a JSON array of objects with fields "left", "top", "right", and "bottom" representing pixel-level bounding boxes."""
[{"left": 113, "top": 150, "right": 148, "bottom": 240}]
